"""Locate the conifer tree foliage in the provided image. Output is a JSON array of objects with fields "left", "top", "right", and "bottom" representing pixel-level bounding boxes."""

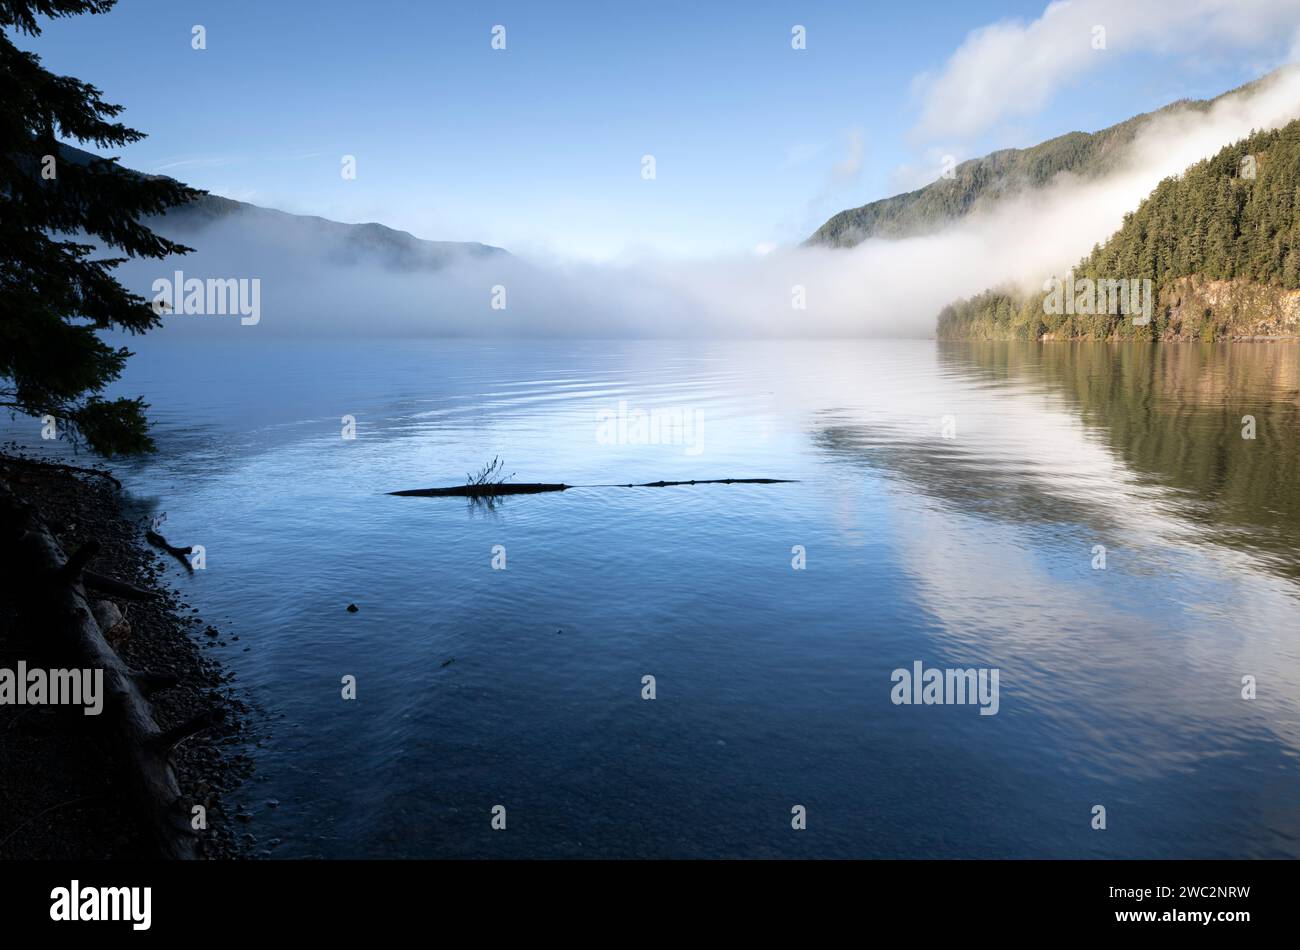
[
  {"left": 1, "top": 0, "right": 201, "bottom": 455},
  {"left": 937, "top": 121, "right": 1300, "bottom": 341}
]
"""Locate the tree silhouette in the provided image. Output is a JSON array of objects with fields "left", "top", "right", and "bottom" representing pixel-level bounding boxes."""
[{"left": 1, "top": 0, "right": 202, "bottom": 455}]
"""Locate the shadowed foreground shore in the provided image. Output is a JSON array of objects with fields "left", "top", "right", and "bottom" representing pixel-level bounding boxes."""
[{"left": 0, "top": 451, "right": 251, "bottom": 859}]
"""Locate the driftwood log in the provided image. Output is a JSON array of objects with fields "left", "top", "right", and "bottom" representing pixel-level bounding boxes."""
[
  {"left": 390, "top": 482, "right": 569, "bottom": 497},
  {"left": 0, "top": 481, "right": 203, "bottom": 859},
  {"left": 0, "top": 454, "right": 122, "bottom": 489},
  {"left": 146, "top": 529, "right": 195, "bottom": 572},
  {"left": 84, "top": 569, "right": 155, "bottom": 602},
  {"left": 389, "top": 477, "right": 796, "bottom": 497}
]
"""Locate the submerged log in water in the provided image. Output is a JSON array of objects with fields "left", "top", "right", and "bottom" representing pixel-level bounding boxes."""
[
  {"left": 629, "top": 478, "right": 794, "bottom": 487},
  {"left": 389, "top": 483, "right": 570, "bottom": 497},
  {"left": 146, "top": 529, "right": 195, "bottom": 571},
  {"left": 388, "top": 478, "right": 795, "bottom": 497}
]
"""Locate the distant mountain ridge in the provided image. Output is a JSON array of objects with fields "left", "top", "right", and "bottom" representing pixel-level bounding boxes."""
[
  {"left": 805, "top": 72, "right": 1285, "bottom": 249},
  {"left": 58, "top": 143, "right": 505, "bottom": 272}
]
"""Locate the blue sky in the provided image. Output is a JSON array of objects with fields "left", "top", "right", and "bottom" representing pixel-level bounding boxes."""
[{"left": 19, "top": 0, "right": 1298, "bottom": 259}]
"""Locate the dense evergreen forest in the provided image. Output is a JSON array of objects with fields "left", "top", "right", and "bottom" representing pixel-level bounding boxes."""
[{"left": 937, "top": 121, "right": 1300, "bottom": 340}]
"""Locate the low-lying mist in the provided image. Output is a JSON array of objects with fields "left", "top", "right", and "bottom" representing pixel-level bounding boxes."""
[{"left": 114, "top": 66, "right": 1300, "bottom": 340}]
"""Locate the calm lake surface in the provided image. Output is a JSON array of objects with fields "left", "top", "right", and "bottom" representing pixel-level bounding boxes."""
[{"left": 16, "top": 339, "right": 1300, "bottom": 857}]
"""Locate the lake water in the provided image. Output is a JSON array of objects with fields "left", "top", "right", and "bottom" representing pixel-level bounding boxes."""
[{"left": 11, "top": 339, "right": 1300, "bottom": 857}]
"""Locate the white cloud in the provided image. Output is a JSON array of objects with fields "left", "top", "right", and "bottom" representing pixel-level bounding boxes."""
[
  {"left": 913, "top": 0, "right": 1300, "bottom": 141},
  {"left": 152, "top": 155, "right": 240, "bottom": 172}
]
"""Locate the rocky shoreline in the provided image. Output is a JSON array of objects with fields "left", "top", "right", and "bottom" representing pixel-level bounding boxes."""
[
  {"left": 937, "top": 276, "right": 1300, "bottom": 342},
  {"left": 0, "top": 449, "right": 252, "bottom": 859}
]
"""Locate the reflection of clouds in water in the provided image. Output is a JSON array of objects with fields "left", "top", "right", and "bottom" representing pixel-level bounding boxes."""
[
  {"left": 895, "top": 498, "right": 1300, "bottom": 771},
  {"left": 795, "top": 344, "right": 1300, "bottom": 770}
]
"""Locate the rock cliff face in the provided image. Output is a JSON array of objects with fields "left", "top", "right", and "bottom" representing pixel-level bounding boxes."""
[
  {"left": 1160, "top": 277, "right": 1300, "bottom": 340},
  {"left": 940, "top": 277, "right": 1300, "bottom": 343}
]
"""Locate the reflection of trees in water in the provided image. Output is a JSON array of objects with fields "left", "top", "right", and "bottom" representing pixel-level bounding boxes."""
[{"left": 931, "top": 342, "right": 1300, "bottom": 578}]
